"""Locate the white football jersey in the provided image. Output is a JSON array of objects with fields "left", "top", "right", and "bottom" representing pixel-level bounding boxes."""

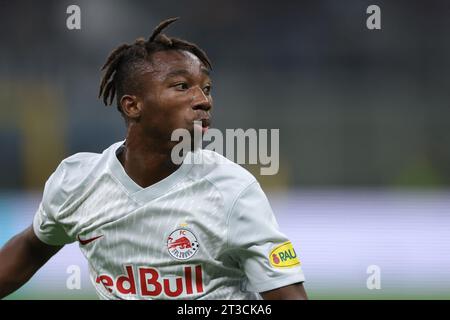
[{"left": 33, "top": 141, "right": 305, "bottom": 299}]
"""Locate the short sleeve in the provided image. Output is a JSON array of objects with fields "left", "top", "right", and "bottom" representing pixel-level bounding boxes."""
[
  {"left": 32, "top": 168, "right": 74, "bottom": 246},
  {"left": 227, "top": 182, "right": 305, "bottom": 293}
]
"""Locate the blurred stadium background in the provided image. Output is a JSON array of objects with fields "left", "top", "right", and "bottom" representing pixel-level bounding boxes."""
[{"left": 1, "top": 0, "right": 449, "bottom": 299}]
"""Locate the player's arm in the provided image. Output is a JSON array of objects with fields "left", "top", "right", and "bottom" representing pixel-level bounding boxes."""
[
  {"left": 260, "top": 282, "right": 308, "bottom": 300},
  {"left": 0, "top": 225, "right": 63, "bottom": 299}
]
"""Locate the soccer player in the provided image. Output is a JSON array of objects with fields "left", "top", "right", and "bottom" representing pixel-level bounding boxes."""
[{"left": 0, "top": 18, "right": 307, "bottom": 300}]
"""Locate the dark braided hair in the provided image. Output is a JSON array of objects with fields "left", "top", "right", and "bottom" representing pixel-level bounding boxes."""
[{"left": 98, "top": 17, "right": 212, "bottom": 115}]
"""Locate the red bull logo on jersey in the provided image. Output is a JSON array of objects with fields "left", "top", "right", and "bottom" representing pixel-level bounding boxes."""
[
  {"left": 269, "top": 241, "right": 301, "bottom": 268},
  {"left": 95, "top": 265, "right": 204, "bottom": 298},
  {"left": 167, "top": 228, "right": 199, "bottom": 260}
]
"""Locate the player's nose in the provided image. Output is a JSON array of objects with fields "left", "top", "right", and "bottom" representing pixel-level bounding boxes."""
[{"left": 191, "top": 86, "right": 212, "bottom": 112}]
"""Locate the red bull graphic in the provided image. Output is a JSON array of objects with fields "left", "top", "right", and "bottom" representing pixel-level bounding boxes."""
[
  {"left": 168, "top": 236, "right": 192, "bottom": 250},
  {"left": 167, "top": 228, "right": 199, "bottom": 260},
  {"left": 95, "top": 265, "right": 204, "bottom": 298}
]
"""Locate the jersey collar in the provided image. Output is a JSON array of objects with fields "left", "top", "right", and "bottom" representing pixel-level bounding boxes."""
[{"left": 107, "top": 141, "right": 195, "bottom": 204}]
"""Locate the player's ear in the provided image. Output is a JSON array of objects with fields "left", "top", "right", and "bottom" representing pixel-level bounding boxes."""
[{"left": 120, "top": 95, "right": 142, "bottom": 120}]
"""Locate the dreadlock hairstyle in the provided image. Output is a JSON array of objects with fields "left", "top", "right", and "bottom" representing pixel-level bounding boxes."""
[{"left": 98, "top": 17, "right": 212, "bottom": 115}]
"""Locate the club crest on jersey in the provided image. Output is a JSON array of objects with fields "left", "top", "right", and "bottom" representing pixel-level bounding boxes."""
[
  {"left": 269, "top": 241, "right": 301, "bottom": 268},
  {"left": 167, "top": 228, "right": 199, "bottom": 260}
]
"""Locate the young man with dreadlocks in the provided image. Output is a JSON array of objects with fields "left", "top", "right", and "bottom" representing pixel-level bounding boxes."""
[{"left": 0, "top": 18, "right": 307, "bottom": 300}]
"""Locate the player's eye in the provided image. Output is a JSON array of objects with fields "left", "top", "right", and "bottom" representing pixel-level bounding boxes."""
[
  {"left": 174, "top": 82, "right": 189, "bottom": 90},
  {"left": 203, "top": 85, "right": 212, "bottom": 95}
]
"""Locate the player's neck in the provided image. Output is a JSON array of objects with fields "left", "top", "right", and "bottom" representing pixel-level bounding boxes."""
[{"left": 119, "top": 129, "right": 181, "bottom": 189}]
